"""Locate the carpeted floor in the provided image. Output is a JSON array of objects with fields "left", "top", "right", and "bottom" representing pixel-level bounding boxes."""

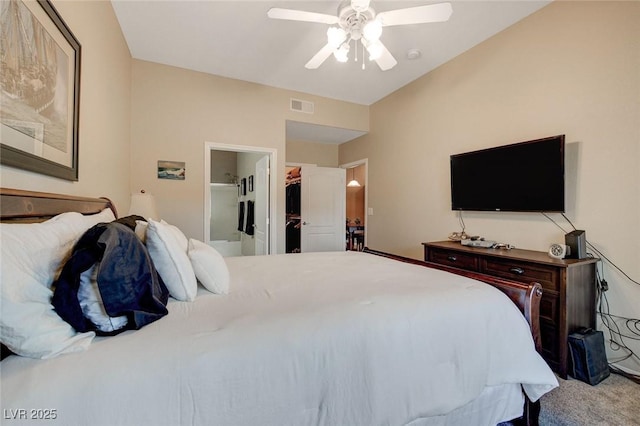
[{"left": 539, "top": 372, "right": 640, "bottom": 425}]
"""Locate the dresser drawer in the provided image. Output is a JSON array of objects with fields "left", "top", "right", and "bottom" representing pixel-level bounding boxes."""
[
  {"left": 427, "top": 248, "right": 479, "bottom": 271},
  {"left": 481, "top": 258, "right": 560, "bottom": 292}
]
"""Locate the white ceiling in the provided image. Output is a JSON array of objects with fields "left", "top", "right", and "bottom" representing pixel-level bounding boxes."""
[{"left": 111, "top": 0, "right": 551, "bottom": 143}]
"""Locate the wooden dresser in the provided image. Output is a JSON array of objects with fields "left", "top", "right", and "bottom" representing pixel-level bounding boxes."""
[{"left": 422, "top": 240, "right": 599, "bottom": 379}]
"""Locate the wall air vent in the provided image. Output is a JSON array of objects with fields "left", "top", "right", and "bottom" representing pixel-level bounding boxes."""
[{"left": 290, "top": 98, "right": 314, "bottom": 114}]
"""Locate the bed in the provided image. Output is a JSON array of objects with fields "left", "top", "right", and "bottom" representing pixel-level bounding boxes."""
[{"left": 0, "top": 188, "right": 558, "bottom": 425}]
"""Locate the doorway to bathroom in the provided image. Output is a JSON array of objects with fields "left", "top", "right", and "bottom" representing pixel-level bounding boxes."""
[{"left": 204, "top": 142, "right": 277, "bottom": 256}]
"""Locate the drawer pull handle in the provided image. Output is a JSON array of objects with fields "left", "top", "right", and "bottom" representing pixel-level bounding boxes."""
[
  {"left": 447, "top": 255, "right": 457, "bottom": 262},
  {"left": 509, "top": 267, "right": 525, "bottom": 275}
]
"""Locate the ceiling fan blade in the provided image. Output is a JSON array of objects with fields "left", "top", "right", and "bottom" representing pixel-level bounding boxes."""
[
  {"left": 373, "top": 42, "right": 397, "bottom": 71},
  {"left": 377, "top": 2, "right": 453, "bottom": 27},
  {"left": 267, "top": 8, "right": 339, "bottom": 25},
  {"left": 305, "top": 43, "right": 335, "bottom": 69}
]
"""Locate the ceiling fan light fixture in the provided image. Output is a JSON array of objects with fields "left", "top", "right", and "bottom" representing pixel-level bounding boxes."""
[
  {"left": 327, "top": 27, "right": 347, "bottom": 48},
  {"left": 365, "top": 40, "right": 383, "bottom": 60},
  {"left": 362, "top": 19, "right": 382, "bottom": 42},
  {"left": 267, "top": 1, "right": 453, "bottom": 71},
  {"left": 334, "top": 43, "right": 350, "bottom": 62}
]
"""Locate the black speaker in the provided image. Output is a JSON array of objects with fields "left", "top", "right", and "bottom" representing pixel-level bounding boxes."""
[
  {"left": 565, "top": 230, "right": 587, "bottom": 259},
  {"left": 568, "top": 328, "right": 610, "bottom": 385}
]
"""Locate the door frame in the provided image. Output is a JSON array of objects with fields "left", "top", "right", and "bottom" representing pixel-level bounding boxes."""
[
  {"left": 204, "top": 142, "right": 278, "bottom": 255},
  {"left": 340, "top": 158, "right": 368, "bottom": 248}
]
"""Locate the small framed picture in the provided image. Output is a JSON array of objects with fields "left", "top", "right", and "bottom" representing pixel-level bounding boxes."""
[
  {"left": 248, "top": 175, "right": 254, "bottom": 192},
  {"left": 241, "top": 178, "right": 247, "bottom": 195},
  {"left": 157, "top": 160, "right": 185, "bottom": 180}
]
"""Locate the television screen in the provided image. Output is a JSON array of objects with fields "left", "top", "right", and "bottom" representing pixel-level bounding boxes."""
[{"left": 450, "top": 135, "right": 565, "bottom": 212}]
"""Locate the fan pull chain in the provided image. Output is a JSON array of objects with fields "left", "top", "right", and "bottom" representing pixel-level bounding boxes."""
[
  {"left": 354, "top": 39, "right": 358, "bottom": 62},
  {"left": 362, "top": 41, "right": 366, "bottom": 70}
]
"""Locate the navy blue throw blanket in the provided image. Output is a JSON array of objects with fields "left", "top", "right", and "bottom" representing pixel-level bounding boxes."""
[{"left": 52, "top": 222, "right": 169, "bottom": 335}]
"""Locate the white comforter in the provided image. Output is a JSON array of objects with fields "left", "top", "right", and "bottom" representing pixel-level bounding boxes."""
[{"left": 0, "top": 251, "right": 557, "bottom": 426}]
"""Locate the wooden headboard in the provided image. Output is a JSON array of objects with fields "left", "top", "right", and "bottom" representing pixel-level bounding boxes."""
[
  {"left": 0, "top": 188, "right": 117, "bottom": 223},
  {"left": 363, "top": 247, "right": 543, "bottom": 353}
]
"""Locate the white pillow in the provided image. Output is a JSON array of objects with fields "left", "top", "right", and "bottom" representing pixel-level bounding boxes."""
[
  {"left": 188, "top": 239, "right": 230, "bottom": 295},
  {"left": 134, "top": 220, "right": 148, "bottom": 243},
  {"left": 160, "top": 219, "right": 188, "bottom": 251},
  {"left": 77, "top": 265, "right": 128, "bottom": 333},
  {"left": 0, "top": 208, "right": 115, "bottom": 359},
  {"left": 145, "top": 219, "right": 197, "bottom": 301}
]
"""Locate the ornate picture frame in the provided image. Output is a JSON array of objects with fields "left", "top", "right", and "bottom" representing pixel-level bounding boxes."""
[{"left": 0, "top": 0, "right": 81, "bottom": 181}]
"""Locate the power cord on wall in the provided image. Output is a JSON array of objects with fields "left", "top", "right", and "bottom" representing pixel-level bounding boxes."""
[
  {"left": 448, "top": 211, "right": 469, "bottom": 241},
  {"left": 542, "top": 212, "right": 640, "bottom": 383},
  {"left": 560, "top": 213, "right": 640, "bottom": 286},
  {"left": 458, "top": 210, "right": 466, "bottom": 235}
]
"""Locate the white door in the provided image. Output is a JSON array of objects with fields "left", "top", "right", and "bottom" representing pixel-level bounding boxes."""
[
  {"left": 254, "top": 155, "right": 269, "bottom": 255},
  {"left": 301, "top": 167, "right": 346, "bottom": 252}
]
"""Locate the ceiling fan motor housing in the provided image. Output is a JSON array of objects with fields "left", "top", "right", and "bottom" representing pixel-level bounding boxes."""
[{"left": 338, "top": 2, "right": 375, "bottom": 40}]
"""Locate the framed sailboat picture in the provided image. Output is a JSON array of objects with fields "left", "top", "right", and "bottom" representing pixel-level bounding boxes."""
[{"left": 0, "top": 0, "right": 81, "bottom": 181}]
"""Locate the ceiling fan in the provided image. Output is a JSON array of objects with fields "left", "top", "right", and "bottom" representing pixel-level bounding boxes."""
[{"left": 267, "top": 0, "right": 453, "bottom": 71}]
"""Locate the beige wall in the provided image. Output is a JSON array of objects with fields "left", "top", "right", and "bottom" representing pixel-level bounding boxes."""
[
  {"left": 0, "top": 0, "right": 131, "bottom": 211},
  {"left": 286, "top": 140, "right": 339, "bottom": 167},
  {"left": 130, "top": 60, "right": 368, "bottom": 253},
  {"left": 340, "top": 1, "right": 640, "bottom": 373}
]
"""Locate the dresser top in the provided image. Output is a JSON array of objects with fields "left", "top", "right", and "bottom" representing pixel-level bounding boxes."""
[{"left": 423, "top": 240, "right": 599, "bottom": 268}]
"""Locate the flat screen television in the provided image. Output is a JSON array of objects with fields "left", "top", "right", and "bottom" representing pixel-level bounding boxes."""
[{"left": 450, "top": 135, "right": 565, "bottom": 212}]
